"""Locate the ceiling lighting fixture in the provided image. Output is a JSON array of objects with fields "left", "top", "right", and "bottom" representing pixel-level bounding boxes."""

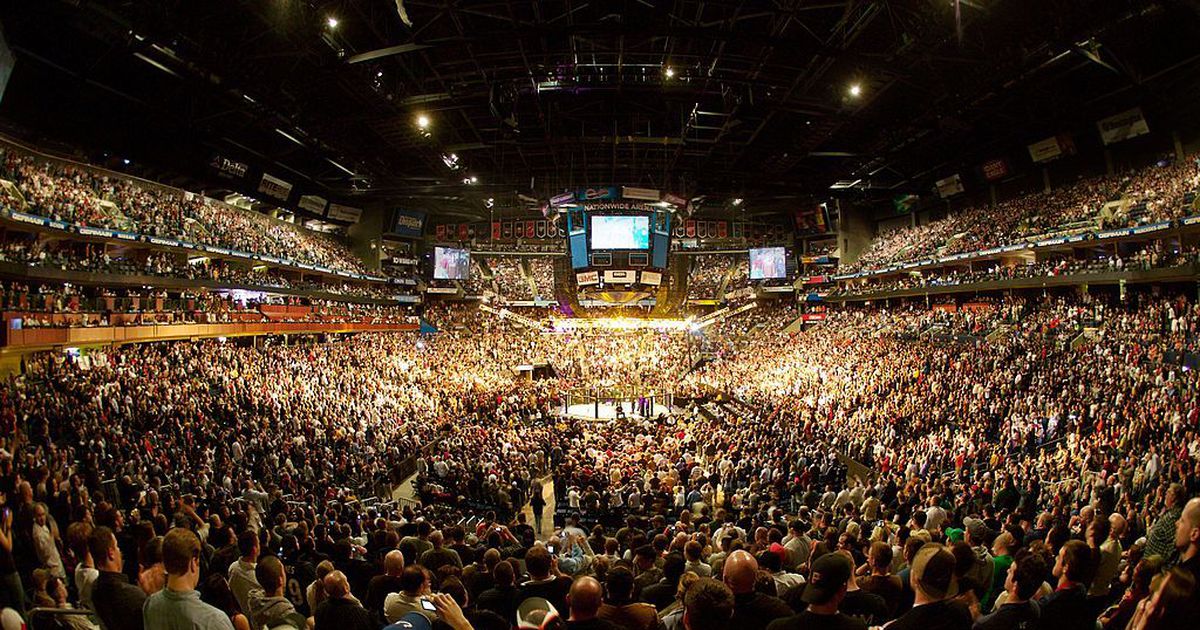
[
  {"left": 664, "top": 66, "right": 675, "bottom": 78},
  {"left": 848, "top": 83, "right": 862, "bottom": 98},
  {"left": 731, "top": 198, "right": 744, "bottom": 206},
  {"left": 327, "top": 16, "right": 339, "bottom": 29},
  {"left": 416, "top": 114, "right": 430, "bottom": 129}
]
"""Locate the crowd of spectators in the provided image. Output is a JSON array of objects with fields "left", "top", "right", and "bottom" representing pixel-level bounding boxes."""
[
  {"left": 0, "top": 238, "right": 406, "bottom": 301},
  {"left": 2, "top": 288, "right": 1200, "bottom": 630},
  {"left": 489, "top": 259, "right": 534, "bottom": 302},
  {"left": 528, "top": 259, "right": 557, "bottom": 301},
  {"left": 846, "top": 156, "right": 1200, "bottom": 274},
  {"left": 0, "top": 144, "right": 370, "bottom": 275},
  {"left": 832, "top": 241, "right": 1200, "bottom": 298},
  {"left": 686, "top": 256, "right": 735, "bottom": 300}
]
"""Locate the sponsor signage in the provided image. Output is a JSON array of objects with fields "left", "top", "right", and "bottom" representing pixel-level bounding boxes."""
[
  {"left": 210, "top": 155, "right": 248, "bottom": 179},
  {"left": 662, "top": 193, "right": 687, "bottom": 207},
  {"left": 981, "top": 158, "right": 1010, "bottom": 182},
  {"left": 1097, "top": 107, "right": 1150, "bottom": 145},
  {"left": 1027, "top": 134, "right": 1074, "bottom": 164},
  {"left": 77, "top": 226, "right": 116, "bottom": 238},
  {"left": 391, "top": 209, "right": 425, "bottom": 237},
  {"left": 935, "top": 174, "right": 964, "bottom": 198},
  {"left": 641, "top": 270, "right": 663, "bottom": 286},
  {"left": 577, "top": 187, "right": 619, "bottom": 201},
  {"left": 603, "top": 269, "right": 636, "bottom": 284},
  {"left": 622, "top": 186, "right": 660, "bottom": 201},
  {"left": 327, "top": 203, "right": 363, "bottom": 223},
  {"left": 426, "top": 287, "right": 459, "bottom": 294},
  {"left": 148, "top": 237, "right": 181, "bottom": 247},
  {"left": 550, "top": 192, "right": 576, "bottom": 206},
  {"left": 258, "top": 173, "right": 293, "bottom": 200},
  {"left": 298, "top": 195, "right": 328, "bottom": 214},
  {"left": 576, "top": 271, "right": 600, "bottom": 286}
]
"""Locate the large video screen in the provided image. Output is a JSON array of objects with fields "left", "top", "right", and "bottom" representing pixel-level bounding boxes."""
[
  {"left": 433, "top": 246, "right": 470, "bottom": 280},
  {"left": 749, "top": 247, "right": 787, "bottom": 280},
  {"left": 590, "top": 215, "right": 650, "bottom": 250}
]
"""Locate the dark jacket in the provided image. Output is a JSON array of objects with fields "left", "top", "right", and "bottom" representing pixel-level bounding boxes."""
[
  {"left": 1037, "top": 585, "right": 1092, "bottom": 630},
  {"left": 313, "top": 596, "right": 376, "bottom": 630},
  {"left": 730, "top": 591, "right": 792, "bottom": 630},
  {"left": 477, "top": 584, "right": 521, "bottom": 625},
  {"left": 91, "top": 570, "right": 147, "bottom": 630}
]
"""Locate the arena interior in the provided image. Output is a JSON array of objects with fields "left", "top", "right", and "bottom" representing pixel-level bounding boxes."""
[{"left": 1, "top": 2, "right": 1200, "bottom": 630}]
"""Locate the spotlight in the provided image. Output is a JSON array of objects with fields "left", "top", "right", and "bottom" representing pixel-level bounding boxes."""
[
  {"left": 848, "top": 83, "right": 862, "bottom": 98},
  {"left": 664, "top": 66, "right": 675, "bottom": 79},
  {"left": 732, "top": 198, "right": 743, "bottom": 206},
  {"left": 416, "top": 114, "right": 430, "bottom": 129},
  {"left": 326, "top": 16, "right": 339, "bottom": 29},
  {"left": 470, "top": 176, "right": 478, "bottom": 184}
]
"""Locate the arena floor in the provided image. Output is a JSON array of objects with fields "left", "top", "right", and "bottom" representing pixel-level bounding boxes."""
[{"left": 564, "top": 401, "right": 673, "bottom": 420}]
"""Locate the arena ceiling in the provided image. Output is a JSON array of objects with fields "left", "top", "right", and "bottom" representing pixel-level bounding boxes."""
[{"left": 2, "top": 1, "right": 1199, "bottom": 222}]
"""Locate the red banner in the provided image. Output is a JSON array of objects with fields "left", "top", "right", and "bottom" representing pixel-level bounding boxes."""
[
  {"left": 492, "top": 222, "right": 501, "bottom": 240},
  {"left": 436, "top": 225, "right": 446, "bottom": 239},
  {"left": 458, "top": 224, "right": 469, "bottom": 240},
  {"left": 717, "top": 221, "right": 728, "bottom": 238},
  {"left": 525, "top": 220, "right": 536, "bottom": 238},
  {"left": 686, "top": 220, "right": 696, "bottom": 237}
]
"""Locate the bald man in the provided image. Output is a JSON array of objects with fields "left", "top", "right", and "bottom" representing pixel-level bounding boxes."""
[
  {"left": 313, "top": 570, "right": 374, "bottom": 630},
  {"left": 722, "top": 550, "right": 791, "bottom": 630},
  {"left": 567, "top": 576, "right": 621, "bottom": 630},
  {"left": 1175, "top": 497, "right": 1200, "bottom": 586},
  {"left": 366, "top": 550, "right": 405, "bottom": 621}
]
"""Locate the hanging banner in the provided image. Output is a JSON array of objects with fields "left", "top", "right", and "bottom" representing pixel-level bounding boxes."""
[
  {"left": 298, "top": 195, "right": 328, "bottom": 215},
  {"left": 935, "top": 174, "right": 964, "bottom": 198},
  {"left": 536, "top": 220, "right": 547, "bottom": 237},
  {"left": 210, "top": 155, "right": 249, "bottom": 179},
  {"left": 258, "top": 173, "right": 293, "bottom": 201},
  {"left": 577, "top": 187, "right": 619, "bottom": 201},
  {"left": 491, "top": 222, "right": 501, "bottom": 240},
  {"left": 981, "top": 159, "right": 1009, "bottom": 182},
  {"left": 326, "top": 203, "right": 362, "bottom": 223},
  {"left": 621, "top": 186, "right": 660, "bottom": 201},
  {"left": 503, "top": 222, "right": 513, "bottom": 238},
  {"left": 525, "top": 220, "right": 536, "bottom": 238},
  {"left": 391, "top": 209, "right": 425, "bottom": 237},
  {"left": 1027, "top": 134, "right": 1075, "bottom": 163},
  {"left": 457, "top": 224, "right": 469, "bottom": 240},
  {"left": 547, "top": 220, "right": 559, "bottom": 237},
  {"left": 1097, "top": 107, "right": 1150, "bottom": 145},
  {"left": 436, "top": 225, "right": 447, "bottom": 240}
]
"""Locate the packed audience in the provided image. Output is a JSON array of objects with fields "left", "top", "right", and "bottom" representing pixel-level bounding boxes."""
[
  {"left": 0, "top": 144, "right": 370, "bottom": 275},
  {"left": 846, "top": 155, "right": 1200, "bottom": 273},
  {"left": 1, "top": 288, "right": 1199, "bottom": 630},
  {"left": 686, "top": 255, "right": 735, "bottom": 300},
  {"left": 832, "top": 241, "right": 1200, "bottom": 298}
]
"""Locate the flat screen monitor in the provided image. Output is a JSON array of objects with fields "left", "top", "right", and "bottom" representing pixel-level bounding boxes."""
[
  {"left": 590, "top": 215, "right": 650, "bottom": 250},
  {"left": 433, "top": 246, "right": 470, "bottom": 280},
  {"left": 749, "top": 247, "right": 787, "bottom": 280}
]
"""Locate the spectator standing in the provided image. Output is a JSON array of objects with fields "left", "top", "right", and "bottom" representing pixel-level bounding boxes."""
[{"left": 142, "top": 528, "right": 234, "bottom": 630}]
